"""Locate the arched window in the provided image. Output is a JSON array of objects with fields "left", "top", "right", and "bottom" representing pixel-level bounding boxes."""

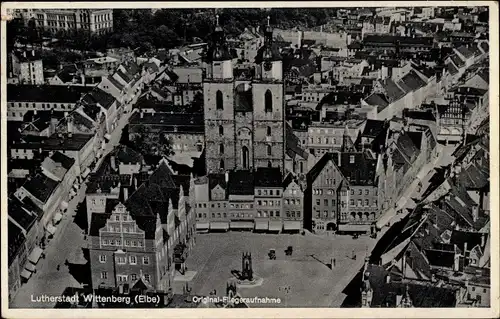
[
  {"left": 300, "top": 161, "right": 304, "bottom": 173},
  {"left": 219, "top": 143, "right": 224, "bottom": 154},
  {"left": 267, "top": 126, "right": 271, "bottom": 136},
  {"left": 219, "top": 125, "right": 224, "bottom": 136},
  {"left": 265, "top": 90, "right": 272, "bottom": 113},
  {"left": 268, "top": 161, "right": 272, "bottom": 168},
  {"left": 219, "top": 159, "right": 225, "bottom": 170},
  {"left": 216, "top": 90, "right": 223, "bottom": 110},
  {"left": 267, "top": 144, "right": 272, "bottom": 156},
  {"left": 242, "top": 146, "right": 249, "bottom": 169}
]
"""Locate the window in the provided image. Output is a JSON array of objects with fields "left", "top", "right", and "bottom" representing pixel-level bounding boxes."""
[
  {"left": 219, "top": 144, "right": 224, "bottom": 154},
  {"left": 357, "top": 199, "right": 362, "bottom": 206},
  {"left": 143, "top": 257, "right": 150, "bottom": 265},
  {"left": 216, "top": 90, "right": 223, "bottom": 110},
  {"left": 270, "top": 190, "right": 274, "bottom": 196},
  {"left": 350, "top": 199, "right": 354, "bottom": 206},
  {"left": 102, "top": 239, "right": 108, "bottom": 245},
  {"left": 276, "top": 190, "right": 280, "bottom": 196},
  {"left": 359, "top": 189, "right": 362, "bottom": 195},
  {"left": 350, "top": 155, "right": 355, "bottom": 163},
  {"left": 316, "top": 199, "right": 320, "bottom": 206},
  {"left": 365, "top": 189, "right": 369, "bottom": 195},
  {"left": 219, "top": 125, "right": 224, "bottom": 136},
  {"left": 276, "top": 211, "right": 280, "bottom": 217},
  {"left": 118, "top": 275, "right": 128, "bottom": 282},
  {"left": 365, "top": 199, "right": 369, "bottom": 206},
  {"left": 131, "top": 274, "right": 137, "bottom": 281},
  {"left": 99, "top": 255, "right": 106, "bottom": 263},
  {"left": 324, "top": 199, "right": 328, "bottom": 206},
  {"left": 267, "top": 145, "right": 272, "bottom": 156},
  {"left": 125, "top": 240, "right": 130, "bottom": 246},
  {"left": 332, "top": 199, "right": 336, "bottom": 206},
  {"left": 115, "top": 215, "right": 120, "bottom": 221},
  {"left": 265, "top": 90, "right": 273, "bottom": 112},
  {"left": 351, "top": 189, "right": 354, "bottom": 195},
  {"left": 116, "top": 239, "right": 121, "bottom": 245},
  {"left": 144, "top": 274, "right": 150, "bottom": 282},
  {"left": 101, "top": 271, "right": 108, "bottom": 279},
  {"left": 117, "top": 256, "right": 126, "bottom": 264},
  {"left": 267, "top": 126, "right": 271, "bottom": 136},
  {"left": 129, "top": 256, "right": 137, "bottom": 264},
  {"left": 220, "top": 159, "right": 225, "bottom": 170},
  {"left": 138, "top": 241, "right": 143, "bottom": 247}
]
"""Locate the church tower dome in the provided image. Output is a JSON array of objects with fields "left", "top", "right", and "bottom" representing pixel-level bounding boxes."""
[
  {"left": 206, "top": 14, "right": 233, "bottom": 80},
  {"left": 255, "top": 16, "right": 282, "bottom": 81}
]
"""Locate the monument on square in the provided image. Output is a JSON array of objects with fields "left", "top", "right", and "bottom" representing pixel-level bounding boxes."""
[{"left": 241, "top": 252, "right": 253, "bottom": 281}]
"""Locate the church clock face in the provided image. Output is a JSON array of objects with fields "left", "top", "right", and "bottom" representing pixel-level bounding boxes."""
[{"left": 264, "top": 61, "right": 272, "bottom": 71}]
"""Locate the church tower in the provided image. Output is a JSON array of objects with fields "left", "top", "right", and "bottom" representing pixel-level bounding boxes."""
[
  {"left": 252, "top": 16, "right": 285, "bottom": 171},
  {"left": 203, "top": 15, "right": 236, "bottom": 173}
]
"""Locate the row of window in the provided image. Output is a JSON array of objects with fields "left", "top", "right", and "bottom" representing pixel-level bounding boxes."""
[
  {"left": 106, "top": 225, "right": 138, "bottom": 233},
  {"left": 256, "top": 200, "right": 281, "bottom": 207},
  {"left": 99, "top": 255, "right": 149, "bottom": 265},
  {"left": 101, "top": 239, "right": 143, "bottom": 247},
  {"left": 198, "top": 212, "right": 257, "bottom": 219},
  {"left": 218, "top": 125, "right": 274, "bottom": 136},
  {"left": 101, "top": 272, "right": 150, "bottom": 282},
  {"left": 313, "top": 188, "right": 377, "bottom": 196},
  {"left": 257, "top": 189, "right": 281, "bottom": 196},
  {"left": 284, "top": 199, "right": 301, "bottom": 206},
  {"left": 219, "top": 144, "right": 273, "bottom": 156},
  {"left": 339, "top": 211, "right": 377, "bottom": 220},
  {"left": 10, "top": 102, "right": 72, "bottom": 109},
  {"left": 257, "top": 210, "right": 280, "bottom": 217}
]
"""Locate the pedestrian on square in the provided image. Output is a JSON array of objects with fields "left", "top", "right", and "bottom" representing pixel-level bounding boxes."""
[
  {"left": 333, "top": 258, "right": 336, "bottom": 267},
  {"left": 57, "top": 265, "right": 60, "bottom": 271}
]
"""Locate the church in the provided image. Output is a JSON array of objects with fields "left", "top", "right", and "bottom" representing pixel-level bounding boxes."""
[{"left": 203, "top": 16, "right": 286, "bottom": 175}]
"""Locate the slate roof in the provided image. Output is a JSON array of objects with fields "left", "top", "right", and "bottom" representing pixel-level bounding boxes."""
[
  {"left": 8, "top": 220, "right": 25, "bottom": 266},
  {"left": 456, "top": 162, "right": 489, "bottom": 189},
  {"left": 450, "top": 230, "right": 484, "bottom": 251},
  {"left": 7, "top": 85, "right": 92, "bottom": 103},
  {"left": 208, "top": 174, "right": 226, "bottom": 191},
  {"left": 364, "top": 93, "right": 389, "bottom": 108},
  {"left": 22, "top": 173, "right": 59, "bottom": 203},
  {"left": 8, "top": 197, "right": 37, "bottom": 232},
  {"left": 115, "top": 70, "right": 133, "bottom": 84},
  {"left": 51, "top": 151, "right": 75, "bottom": 170},
  {"left": 83, "top": 88, "right": 117, "bottom": 110},
  {"left": 89, "top": 211, "right": 113, "bottom": 237},
  {"left": 228, "top": 170, "right": 254, "bottom": 196},
  {"left": 456, "top": 45, "right": 475, "bottom": 59},
  {"left": 424, "top": 249, "right": 455, "bottom": 268},
  {"left": 380, "top": 78, "right": 405, "bottom": 102},
  {"left": 403, "top": 109, "right": 436, "bottom": 122},
  {"left": 335, "top": 152, "right": 377, "bottom": 186},
  {"left": 407, "top": 131, "right": 423, "bottom": 149},
  {"left": 12, "top": 134, "right": 93, "bottom": 151},
  {"left": 450, "top": 54, "right": 465, "bottom": 68},
  {"left": 446, "top": 63, "right": 459, "bottom": 75},
  {"left": 362, "top": 119, "right": 387, "bottom": 137},
  {"left": 106, "top": 75, "right": 125, "bottom": 91},
  {"left": 254, "top": 167, "right": 282, "bottom": 188},
  {"left": 400, "top": 71, "right": 426, "bottom": 91},
  {"left": 365, "top": 264, "right": 457, "bottom": 307}
]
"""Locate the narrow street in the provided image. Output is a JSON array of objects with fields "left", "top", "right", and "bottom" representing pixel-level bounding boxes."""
[{"left": 11, "top": 98, "right": 138, "bottom": 308}]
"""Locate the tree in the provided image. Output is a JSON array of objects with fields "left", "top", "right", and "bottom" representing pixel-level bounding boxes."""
[{"left": 128, "top": 125, "right": 174, "bottom": 157}]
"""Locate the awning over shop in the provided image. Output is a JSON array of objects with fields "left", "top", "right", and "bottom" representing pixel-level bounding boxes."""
[
  {"left": 53, "top": 212, "right": 63, "bottom": 224},
  {"left": 25, "top": 263, "right": 36, "bottom": 272},
  {"left": 46, "top": 224, "right": 57, "bottom": 236},
  {"left": 230, "top": 221, "right": 254, "bottom": 229},
  {"left": 284, "top": 221, "right": 301, "bottom": 230},
  {"left": 268, "top": 220, "right": 283, "bottom": 232},
  {"left": 60, "top": 201, "right": 69, "bottom": 210},
  {"left": 255, "top": 220, "right": 269, "bottom": 230},
  {"left": 210, "top": 222, "right": 229, "bottom": 230},
  {"left": 338, "top": 224, "right": 371, "bottom": 232},
  {"left": 21, "top": 269, "right": 33, "bottom": 280},
  {"left": 196, "top": 222, "right": 209, "bottom": 230},
  {"left": 28, "top": 246, "right": 44, "bottom": 264},
  {"left": 82, "top": 168, "right": 91, "bottom": 178}
]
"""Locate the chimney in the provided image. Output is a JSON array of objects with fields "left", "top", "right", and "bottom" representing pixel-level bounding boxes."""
[
  {"left": 225, "top": 171, "right": 229, "bottom": 183},
  {"left": 385, "top": 274, "right": 391, "bottom": 283},
  {"left": 140, "top": 110, "right": 144, "bottom": 119},
  {"left": 23, "top": 51, "right": 26, "bottom": 58},
  {"left": 472, "top": 205, "right": 478, "bottom": 222},
  {"left": 67, "top": 116, "right": 74, "bottom": 133},
  {"left": 464, "top": 242, "right": 468, "bottom": 257},
  {"left": 123, "top": 187, "right": 129, "bottom": 201},
  {"left": 431, "top": 273, "right": 436, "bottom": 282},
  {"left": 111, "top": 155, "right": 117, "bottom": 171},
  {"left": 32, "top": 50, "right": 35, "bottom": 57},
  {"left": 481, "top": 233, "right": 486, "bottom": 247}
]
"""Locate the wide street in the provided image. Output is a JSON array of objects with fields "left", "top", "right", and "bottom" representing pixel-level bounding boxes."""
[
  {"left": 184, "top": 232, "right": 373, "bottom": 307},
  {"left": 10, "top": 98, "right": 137, "bottom": 308}
]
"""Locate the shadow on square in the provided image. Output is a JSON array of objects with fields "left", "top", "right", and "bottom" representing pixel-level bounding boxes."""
[
  {"left": 73, "top": 201, "right": 88, "bottom": 233},
  {"left": 66, "top": 260, "right": 92, "bottom": 288}
]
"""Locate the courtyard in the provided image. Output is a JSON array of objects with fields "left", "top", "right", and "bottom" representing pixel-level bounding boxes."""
[{"left": 184, "top": 232, "right": 373, "bottom": 307}]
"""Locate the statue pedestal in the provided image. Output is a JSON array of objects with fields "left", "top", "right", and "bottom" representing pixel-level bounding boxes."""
[{"left": 234, "top": 275, "right": 264, "bottom": 288}]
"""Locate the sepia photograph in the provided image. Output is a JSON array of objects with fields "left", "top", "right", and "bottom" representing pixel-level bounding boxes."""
[{"left": 1, "top": 2, "right": 498, "bottom": 318}]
